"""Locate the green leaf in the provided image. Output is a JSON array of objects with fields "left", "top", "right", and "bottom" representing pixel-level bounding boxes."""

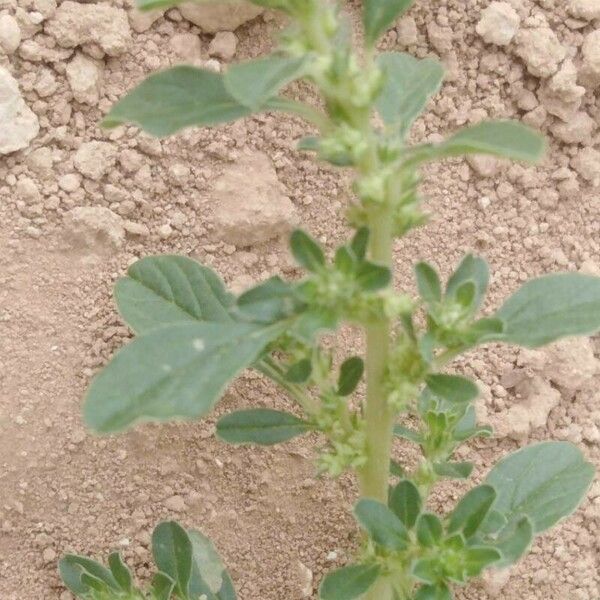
[
  {"left": 446, "top": 254, "right": 489, "bottom": 313},
  {"left": 390, "top": 459, "right": 406, "bottom": 478},
  {"left": 115, "top": 255, "right": 234, "bottom": 334},
  {"left": 416, "top": 513, "right": 443, "bottom": 547},
  {"left": 216, "top": 409, "right": 311, "bottom": 445},
  {"left": 108, "top": 553, "right": 133, "bottom": 592},
  {"left": 485, "top": 441, "right": 595, "bottom": 533},
  {"left": 237, "top": 276, "right": 297, "bottom": 324},
  {"left": 152, "top": 521, "right": 193, "bottom": 598},
  {"left": 407, "top": 120, "right": 545, "bottom": 165},
  {"left": 225, "top": 55, "right": 305, "bottom": 110},
  {"left": 414, "top": 583, "right": 452, "bottom": 600},
  {"left": 364, "top": 0, "right": 415, "bottom": 46},
  {"left": 84, "top": 321, "right": 284, "bottom": 433},
  {"left": 103, "top": 66, "right": 252, "bottom": 136},
  {"left": 285, "top": 358, "right": 312, "bottom": 383},
  {"left": 319, "top": 564, "right": 380, "bottom": 600},
  {"left": 376, "top": 53, "right": 444, "bottom": 137},
  {"left": 495, "top": 273, "right": 600, "bottom": 347},
  {"left": 415, "top": 262, "right": 442, "bottom": 305},
  {"left": 433, "top": 461, "right": 473, "bottom": 479},
  {"left": 490, "top": 516, "right": 534, "bottom": 568},
  {"left": 290, "top": 229, "right": 326, "bottom": 272},
  {"left": 353, "top": 499, "right": 409, "bottom": 551},
  {"left": 448, "top": 485, "right": 496, "bottom": 538},
  {"left": 425, "top": 374, "right": 479, "bottom": 405},
  {"left": 188, "top": 529, "right": 237, "bottom": 600},
  {"left": 337, "top": 357, "right": 364, "bottom": 396},
  {"left": 411, "top": 559, "right": 440, "bottom": 585},
  {"left": 453, "top": 406, "right": 492, "bottom": 441},
  {"left": 150, "top": 572, "right": 176, "bottom": 600},
  {"left": 464, "top": 546, "right": 502, "bottom": 577},
  {"left": 356, "top": 261, "right": 391, "bottom": 291},
  {"left": 59, "top": 555, "right": 119, "bottom": 596},
  {"left": 136, "top": 0, "right": 181, "bottom": 10},
  {"left": 390, "top": 480, "right": 422, "bottom": 528},
  {"left": 350, "top": 227, "right": 369, "bottom": 261},
  {"left": 393, "top": 424, "right": 422, "bottom": 443}
]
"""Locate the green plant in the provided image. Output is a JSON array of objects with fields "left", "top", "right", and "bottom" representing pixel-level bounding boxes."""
[{"left": 60, "top": 1, "right": 600, "bottom": 599}]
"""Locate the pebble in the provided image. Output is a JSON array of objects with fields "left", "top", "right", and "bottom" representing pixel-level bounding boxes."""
[
  {"left": 208, "top": 31, "right": 237, "bottom": 61},
  {"left": 0, "top": 14, "right": 21, "bottom": 54}
]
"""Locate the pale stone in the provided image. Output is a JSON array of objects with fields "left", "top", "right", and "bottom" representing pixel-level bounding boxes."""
[
  {"left": 538, "top": 60, "right": 585, "bottom": 121},
  {"left": 0, "top": 14, "right": 21, "bottom": 53},
  {"left": 169, "top": 32, "right": 202, "bottom": 62},
  {"left": 476, "top": 2, "right": 520, "bottom": 46},
  {"left": 396, "top": 16, "right": 418, "bottom": 46},
  {"left": 568, "top": 0, "right": 600, "bottom": 20},
  {"left": 179, "top": 1, "right": 263, "bottom": 33},
  {"left": 128, "top": 7, "right": 163, "bottom": 33},
  {"left": 63, "top": 206, "right": 125, "bottom": 252},
  {"left": 572, "top": 147, "right": 600, "bottom": 186},
  {"left": 66, "top": 53, "right": 103, "bottom": 104},
  {"left": 73, "top": 141, "right": 117, "bottom": 180},
  {"left": 581, "top": 30, "right": 600, "bottom": 89},
  {"left": 551, "top": 111, "right": 595, "bottom": 144},
  {"left": 514, "top": 27, "right": 566, "bottom": 78},
  {"left": 208, "top": 31, "right": 237, "bottom": 61}
]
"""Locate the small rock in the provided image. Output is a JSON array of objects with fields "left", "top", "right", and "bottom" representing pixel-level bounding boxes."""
[
  {"left": 16, "top": 177, "right": 40, "bottom": 203},
  {"left": 581, "top": 30, "right": 600, "bottom": 89},
  {"left": 540, "top": 338, "right": 598, "bottom": 390},
  {"left": 427, "top": 22, "right": 452, "bottom": 54},
  {"left": 208, "top": 31, "right": 237, "bottom": 61},
  {"left": 179, "top": 1, "right": 263, "bottom": 33},
  {"left": 74, "top": 141, "right": 117, "bottom": 180},
  {"left": 46, "top": 1, "right": 131, "bottom": 57},
  {"left": 66, "top": 53, "right": 103, "bottom": 105},
  {"left": 164, "top": 495, "right": 186, "bottom": 512},
  {"left": 169, "top": 32, "right": 202, "bottom": 62},
  {"left": 476, "top": 2, "right": 520, "bottom": 46},
  {"left": 0, "top": 14, "right": 21, "bottom": 54},
  {"left": 294, "top": 561, "right": 313, "bottom": 598},
  {"left": 158, "top": 223, "right": 173, "bottom": 239},
  {"left": 467, "top": 155, "right": 502, "bottom": 177},
  {"left": 514, "top": 27, "right": 566, "bottom": 78},
  {"left": 42, "top": 547, "right": 57, "bottom": 563},
  {"left": 211, "top": 151, "right": 298, "bottom": 246},
  {"left": 123, "top": 221, "right": 149, "bottom": 237},
  {"left": 568, "top": 0, "right": 600, "bottom": 20},
  {"left": 551, "top": 111, "right": 595, "bottom": 144},
  {"left": 26, "top": 147, "right": 53, "bottom": 174},
  {"left": 0, "top": 67, "right": 39, "bottom": 154},
  {"left": 571, "top": 147, "right": 600, "bottom": 186},
  {"left": 396, "top": 16, "right": 418, "bottom": 46},
  {"left": 537, "top": 60, "right": 585, "bottom": 121},
  {"left": 63, "top": 206, "right": 125, "bottom": 252},
  {"left": 129, "top": 7, "right": 164, "bottom": 33},
  {"left": 58, "top": 173, "right": 81, "bottom": 192}
]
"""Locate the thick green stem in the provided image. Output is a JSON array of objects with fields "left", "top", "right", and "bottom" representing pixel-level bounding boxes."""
[{"left": 359, "top": 209, "right": 394, "bottom": 503}]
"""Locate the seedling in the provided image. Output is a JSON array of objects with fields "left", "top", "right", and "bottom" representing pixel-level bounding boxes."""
[{"left": 61, "top": 1, "right": 600, "bottom": 599}]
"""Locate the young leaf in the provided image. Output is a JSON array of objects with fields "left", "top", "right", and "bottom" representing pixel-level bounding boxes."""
[
  {"left": 390, "top": 480, "right": 422, "bottom": 528},
  {"left": 237, "top": 276, "right": 297, "bottom": 324},
  {"left": 108, "top": 552, "right": 133, "bottom": 592},
  {"left": 414, "top": 583, "right": 452, "bottom": 600},
  {"left": 103, "top": 67, "right": 252, "bottom": 137},
  {"left": 407, "top": 121, "right": 545, "bottom": 165},
  {"left": 355, "top": 261, "right": 392, "bottom": 291},
  {"left": 364, "top": 0, "right": 415, "bottom": 46},
  {"left": 455, "top": 281, "right": 476, "bottom": 312},
  {"left": 353, "top": 499, "right": 409, "bottom": 550},
  {"left": 59, "top": 555, "right": 119, "bottom": 596},
  {"left": 433, "top": 461, "right": 474, "bottom": 479},
  {"left": 319, "top": 563, "right": 380, "bottom": 600},
  {"left": 224, "top": 55, "right": 305, "bottom": 110},
  {"left": 216, "top": 409, "right": 312, "bottom": 445},
  {"left": 463, "top": 546, "right": 502, "bottom": 577},
  {"left": 188, "top": 529, "right": 237, "bottom": 600},
  {"left": 150, "top": 572, "right": 176, "bottom": 600},
  {"left": 416, "top": 513, "right": 443, "bottom": 547},
  {"left": 393, "top": 424, "right": 422, "bottom": 443},
  {"left": 494, "top": 273, "right": 600, "bottom": 347},
  {"left": 446, "top": 254, "right": 489, "bottom": 312},
  {"left": 337, "top": 356, "right": 364, "bottom": 396},
  {"left": 84, "top": 321, "right": 285, "bottom": 433},
  {"left": 485, "top": 441, "right": 595, "bottom": 533},
  {"left": 290, "top": 229, "right": 326, "bottom": 272},
  {"left": 448, "top": 485, "right": 496, "bottom": 538},
  {"left": 350, "top": 227, "right": 369, "bottom": 261},
  {"left": 490, "top": 516, "right": 533, "bottom": 568},
  {"left": 411, "top": 559, "right": 440, "bottom": 585},
  {"left": 152, "top": 521, "right": 193, "bottom": 597},
  {"left": 285, "top": 358, "right": 312, "bottom": 383},
  {"left": 425, "top": 374, "right": 479, "bottom": 405},
  {"left": 376, "top": 53, "right": 444, "bottom": 138},
  {"left": 115, "top": 255, "right": 234, "bottom": 334},
  {"left": 453, "top": 405, "right": 492, "bottom": 441},
  {"left": 415, "top": 262, "right": 442, "bottom": 305}
]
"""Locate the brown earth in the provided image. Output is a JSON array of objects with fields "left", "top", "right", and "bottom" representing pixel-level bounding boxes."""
[{"left": 0, "top": 0, "right": 599, "bottom": 599}]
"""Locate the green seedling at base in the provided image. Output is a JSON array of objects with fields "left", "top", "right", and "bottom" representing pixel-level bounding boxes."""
[{"left": 60, "top": 1, "right": 600, "bottom": 599}]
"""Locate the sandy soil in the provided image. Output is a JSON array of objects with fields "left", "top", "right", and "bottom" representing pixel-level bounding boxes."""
[{"left": 0, "top": 0, "right": 599, "bottom": 599}]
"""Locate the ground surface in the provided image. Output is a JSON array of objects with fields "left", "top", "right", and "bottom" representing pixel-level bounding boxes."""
[{"left": 0, "top": 0, "right": 599, "bottom": 598}]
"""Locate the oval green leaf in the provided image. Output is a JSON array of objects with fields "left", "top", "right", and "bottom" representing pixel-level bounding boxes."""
[
  {"left": 448, "top": 484, "right": 496, "bottom": 538},
  {"left": 216, "top": 409, "right": 311, "bottom": 445},
  {"left": 353, "top": 499, "right": 409, "bottom": 551},
  {"left": 152, "top": 521, "right": 193, "bottom": 598},
  {"left": 102, "top": 66, "right": 251, "bottom": 137},
  {"left": 84, "top": 321, "right": 284, "bottom": 433},
  {"left": 337, "top": 356, "right": 364, "bottom": 396},
  {"left": 364, "top": 0, "right": 415, "bottom": 46},
  {"left": 485, "top": 441, "right": 595, "bottom": 533},
  {"left": 319, "top": 563, "right": 380, "bottom": 600},
  {"left": 390, "top": 479, "right": 422, "bottom": 528}
]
